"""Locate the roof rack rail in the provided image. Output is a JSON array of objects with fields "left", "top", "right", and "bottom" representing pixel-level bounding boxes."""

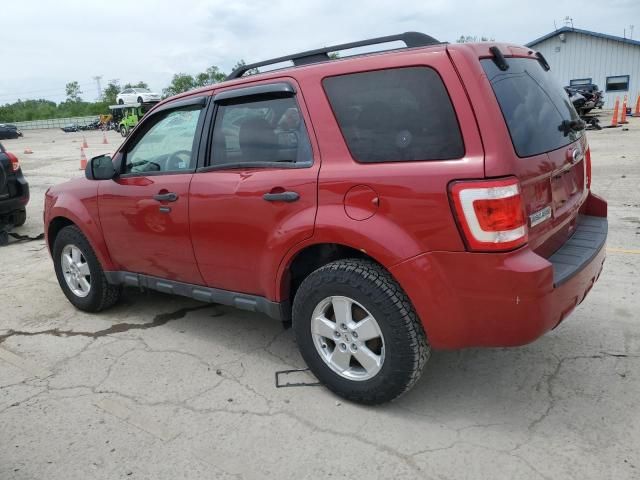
[{"left": 226, "top": 31, "right": 441, "bottom": 80}]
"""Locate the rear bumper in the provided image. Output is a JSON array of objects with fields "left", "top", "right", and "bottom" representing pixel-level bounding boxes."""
[
  {"left": 391, "top": 193, "right": 607, "bottom": 349},
  {"left": 0, "top": 179, "right": 29, "bottom": 215}
]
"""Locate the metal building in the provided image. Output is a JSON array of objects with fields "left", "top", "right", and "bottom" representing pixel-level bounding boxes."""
[{"left": 527, "top": 26, "right": 640, "bottom": 108}]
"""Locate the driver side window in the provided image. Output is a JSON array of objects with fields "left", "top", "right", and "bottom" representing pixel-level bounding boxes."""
[{"left": 124, "top": 106, "right": 203, "bottom": 174}]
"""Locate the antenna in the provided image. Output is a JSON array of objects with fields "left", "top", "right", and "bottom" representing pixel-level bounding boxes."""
[
  {"left": 93, "top": 75, "right": 103, "bottom": 101},
  {"left": 564, "top": 16, "right": 574, "bottom": 29}
]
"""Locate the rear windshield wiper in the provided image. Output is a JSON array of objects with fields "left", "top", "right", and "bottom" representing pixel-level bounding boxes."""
[{"left": 558, "top": 119, "right": 586, "bottom": 136}]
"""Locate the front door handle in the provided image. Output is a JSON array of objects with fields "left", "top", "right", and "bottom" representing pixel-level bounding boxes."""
[
  {"left": 153, "top": 192, "right": 178, "bottom": 202},
  {"left": 263, "top": 191, "right": 300, "bottom": 202}
]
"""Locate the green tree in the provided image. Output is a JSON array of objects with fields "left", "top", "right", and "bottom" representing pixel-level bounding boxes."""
[
  {"left": 102, "top": 80, "right": 121, "bottom": 105},
  {"left": 65, "top": 81, "right": 82, "bottom": 102},
  {"left": 123, "top": 81, "right": 149, "bottom": 89},
  {"left": 194, "top": 66, "right": 227, "bottom": 87},
  {"left": 162, "top": 73, "right": 196, "bottom": 98}
]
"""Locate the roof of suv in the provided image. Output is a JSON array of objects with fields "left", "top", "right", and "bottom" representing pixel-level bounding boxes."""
[{"left": 157, "top": 33, "right": 539, "bottom": 108}]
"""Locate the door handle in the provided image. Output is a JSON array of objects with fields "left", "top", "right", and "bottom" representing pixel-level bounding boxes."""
[
  {"left": 153, "top": 192, "right": 178, "bottom": 202},
  {"left": 263, "top": 191, "right": 300, "bottom": 202}
]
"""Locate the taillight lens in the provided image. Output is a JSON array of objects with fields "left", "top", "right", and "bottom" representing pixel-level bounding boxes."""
[
  {"left": 6, "top": 152, "right": 20, "bottom": 172},
  {"left": 585, "top": 147, "right": 592, "bottom": 189},
  {"left": 450, "top": 177, "right": 528, "bottom": 251}
]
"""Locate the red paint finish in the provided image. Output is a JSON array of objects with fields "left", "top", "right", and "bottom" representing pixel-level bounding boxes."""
[
  {"left": 98, "top": 174, "right": 203, "bottom": 284},
  {"left": 343, "top": 185, "right": 378, "bottom": 221},
  {"left": 189, "top": 166, "right": 319, "bottom": 297}
]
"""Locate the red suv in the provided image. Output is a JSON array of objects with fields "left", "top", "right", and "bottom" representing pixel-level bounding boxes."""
[{"left": 44, "top": 33, "right": 607, "bottom": 404}]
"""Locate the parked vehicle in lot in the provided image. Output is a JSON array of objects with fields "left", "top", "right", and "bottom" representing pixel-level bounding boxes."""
[
  {"left": 116, "top": 87, "right": 161, "bottom": 105},
  {"left": 565, "top": 83, "right": 604, "bottom": 114},
  {"left": 0, "top": 142, "right": 29, "bottom": 227},
  {"left": 61, "top": 124, "right": 79, "bottom": 133},
  {"left": 0, "top": 124, "right": 22, "bottom": 139},
  {"left": 44, "top": 32, "right": 608, "bottom": 404}
]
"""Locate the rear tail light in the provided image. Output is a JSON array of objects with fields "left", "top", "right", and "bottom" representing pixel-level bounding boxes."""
[
  {"left": 585, "top": 147, "right": 592, "bottom": 189},
  {"left": 6, "top": 151, "right": 20, "bottom": 172},
  {"left": 449, "top": 177, "right": 528, "bottom": 251}
]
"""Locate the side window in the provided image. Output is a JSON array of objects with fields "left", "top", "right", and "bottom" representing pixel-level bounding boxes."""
[
  {"left": 211, "top": 96, "right": 312, "bottom": 167},
  {"left": 124, "top": 106, "right": 203, "bottom": 174},
  {"left": 323, "top": 67, "right": 464, "bottom": 163}
]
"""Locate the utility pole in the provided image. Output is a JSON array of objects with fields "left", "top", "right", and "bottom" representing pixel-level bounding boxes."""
[{"left": 93, "top": 75, "right": 103, "bottom": 101}]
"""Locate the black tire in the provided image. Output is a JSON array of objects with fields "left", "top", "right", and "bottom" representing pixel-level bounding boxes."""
[
  {"left": 137, "top": 96, "right": 144, "bottom": 104},
  {"left": 14, "top": 208, "right": 26, "bottom": 227},
  {"left": 53, "top": 225, "right": 121, "bottom": 312},
  {"left": 120, "top": 125, "right": 127, "bottom": 137},
  {"left": 292, "top": 259, "right": 430, "bottom": 404},
  {"left": 118, "top": 99, "right": 124, "bottom": 105}
]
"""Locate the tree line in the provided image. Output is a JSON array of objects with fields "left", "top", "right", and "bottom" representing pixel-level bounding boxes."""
[{"left": 0, "top": 61, "right": 252, "bottom": 123}]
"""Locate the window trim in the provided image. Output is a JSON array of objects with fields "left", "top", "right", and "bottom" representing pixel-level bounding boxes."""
[
  {"left": 569, "top": 78, "right": 592, "bottom": 86},
  {"left": 199, "top": 82, "right": 314, "bottom": 172},
  {"left": 321, "top": 65, "right": 466, "bottom": 164},
  {"left": 605, "top": 75, "right": 630, "bottom": 92},
  {"left": 118, "top": 96, "right": 210, "bottom": 178}
]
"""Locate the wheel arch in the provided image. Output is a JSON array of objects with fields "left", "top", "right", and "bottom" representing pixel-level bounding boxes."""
[
  {"left": 277, "top": 242, "right": 391, "bottom": 305},
  {"left": 47, "top": 214, "right": 116, "bottom": 271}
]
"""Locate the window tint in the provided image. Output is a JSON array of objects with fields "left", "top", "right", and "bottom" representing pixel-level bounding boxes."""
[
  {"left": 482, "top": 58, "right": 583, "bottom": 158},
  {"left": 322, "top": 67, "right": 464, "bottom": 163},
  {"left": 211, "top": 96, "right": 312, "bottom": 167},
  {"left": 124, "top": 106, "right": 202, "bottom": 174},
  {"left": 606, "top": 75, "right": 629, "bottom": 92}
]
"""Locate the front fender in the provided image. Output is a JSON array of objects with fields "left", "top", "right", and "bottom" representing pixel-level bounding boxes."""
[{"left": 45, "top": 180, "right": 115, "bottom": 271}]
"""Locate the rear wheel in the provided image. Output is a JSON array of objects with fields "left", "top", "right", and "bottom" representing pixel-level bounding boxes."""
[
  {"left": 293, "top": 259, "right": 430, "bottom": 404},
  {"left": 53, "top": 226, "right": 121, "bottom": 312},
  {"left": 120, "top": 125, "right": 128, "bottom": 137},
  {"left": 137, "top": 96, "right": 144, "bottom": 104},
  {"left": 118, "top": 99, "right": 124, "bottom": 105}
]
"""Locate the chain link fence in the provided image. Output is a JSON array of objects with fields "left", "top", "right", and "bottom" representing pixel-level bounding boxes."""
[{"left": 12, "top": 116, "right": 100, "bottom": 130}]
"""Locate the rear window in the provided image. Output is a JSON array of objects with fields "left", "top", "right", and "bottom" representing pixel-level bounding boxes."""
[
  {"left": 323, "top": 67, "right": 464, "bottom": 163},
  {"left": 482, "top": 57, "right": 583, "bottom": 158}
]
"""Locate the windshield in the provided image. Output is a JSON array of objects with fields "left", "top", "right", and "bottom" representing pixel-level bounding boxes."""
[
  {"left": 136, "top": 88, "right": 150, "bottom": 93},
  {"left": 481, "top": 57, "right": 583, "bottom": 158}
]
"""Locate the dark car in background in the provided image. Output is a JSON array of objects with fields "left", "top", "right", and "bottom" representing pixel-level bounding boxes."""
[
  {"left": 0, "top": 142, "right": 29, "bottom": 226},
  {"left": 61, "top": 124, "right": 79, "bottom": 133},
  {"left": 0, "top": 124, "right": 22, "bottom": 140}
]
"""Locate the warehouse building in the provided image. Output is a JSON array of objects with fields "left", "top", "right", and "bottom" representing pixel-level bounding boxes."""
[{"left": 527, "top": 26, "right": 640, "bottom": 108}]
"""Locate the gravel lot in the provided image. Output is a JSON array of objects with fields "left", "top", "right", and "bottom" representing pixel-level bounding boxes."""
[{"left": 1, "top": 117, "right": 639, "bottom": 480}]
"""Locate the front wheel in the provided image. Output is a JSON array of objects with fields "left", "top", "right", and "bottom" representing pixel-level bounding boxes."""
[
  {"left": 53, "top": 226, "right": 121, "bottom": 312},
  {"left": 293, "top": 259, "right": 430, "bottom": 404},
  {"left": 120, "top": 125, "right": 128, "bottom": 137}
]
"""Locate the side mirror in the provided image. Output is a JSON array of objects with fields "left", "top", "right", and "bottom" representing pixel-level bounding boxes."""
[{"left": 85, "top": 155, "right": 117, "bottom": 180}]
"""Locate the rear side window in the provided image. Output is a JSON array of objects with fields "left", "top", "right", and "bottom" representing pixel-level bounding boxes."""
[
  {"left": 482, "top": 58, "right": 583, "bottom": 158},
  {"left": 323, "top": 67, "right": 464, "bottom": 163}
]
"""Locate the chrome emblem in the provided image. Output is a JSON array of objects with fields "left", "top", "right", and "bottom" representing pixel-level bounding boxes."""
[{"left": 529, "top": 206, "right": 552, "bottom": 227}]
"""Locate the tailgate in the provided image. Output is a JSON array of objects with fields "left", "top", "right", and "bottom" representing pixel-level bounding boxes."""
[{"left": 481, "top": 55, "right": 588, "bottom": 257}]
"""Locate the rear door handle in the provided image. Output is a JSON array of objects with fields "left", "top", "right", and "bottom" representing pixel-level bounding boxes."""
[
  {"left": 263, "top": 191, "right": 300, "bottom": 202},
  {"left": 153, "top": 192, "right": 178, "bottom": 202}
]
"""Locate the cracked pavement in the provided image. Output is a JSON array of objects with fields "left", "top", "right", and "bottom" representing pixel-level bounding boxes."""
[{"left": 1, "top": 124, "right": 639, "bottom": 479}]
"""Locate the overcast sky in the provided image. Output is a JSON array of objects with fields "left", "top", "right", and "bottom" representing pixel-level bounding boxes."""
[{"left": 1, "top": 0, "right": 638, "bottom": 104}]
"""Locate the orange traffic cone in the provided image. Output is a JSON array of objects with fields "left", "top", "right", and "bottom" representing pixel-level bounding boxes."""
[
  {"left": 634, "top": 93, "right": 640, "bottom": 116},
  {"left": 102, "top": 131, "right": 109, "bottom": 144},
  {"left": 82, "top": 136, "right": 88, "bottom": 148},
  {"left": 79, "top": 147, "right": 87, "bottom": 170},
  {"left": 609, "top": 97, "right": 620, "bottom": 127},
  {"left": 620, "top": 95, "right": 628, "bottom": 124}
]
